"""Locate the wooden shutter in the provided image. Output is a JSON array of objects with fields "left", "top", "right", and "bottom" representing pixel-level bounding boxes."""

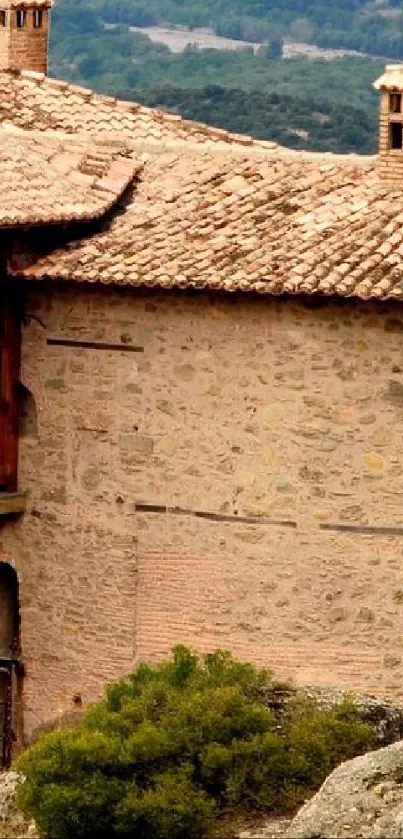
[{"left": 0, "top": 291, "right": 21, "bottom": 492}]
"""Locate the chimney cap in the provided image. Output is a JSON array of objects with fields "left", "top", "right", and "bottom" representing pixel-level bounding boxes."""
[
  {"left": 0, "top": 0, "right": 53, "bottom": 7},
  {"left": 374, "top": 64, "right": 403, "bottom": 91}
]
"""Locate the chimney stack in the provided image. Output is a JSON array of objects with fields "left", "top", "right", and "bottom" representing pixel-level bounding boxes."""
[
  {"left": 0, "top": 0, "right": 53, "bottom": 75},
  {"left": 374, "top": 64, "right": 403, "bottom": 180}
]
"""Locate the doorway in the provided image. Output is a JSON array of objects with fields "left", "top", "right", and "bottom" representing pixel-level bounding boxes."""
[{"left": 0, "top": 563, "right": 20, "bottom": 767}]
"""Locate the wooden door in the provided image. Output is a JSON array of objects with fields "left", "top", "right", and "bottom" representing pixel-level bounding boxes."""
[
  {"left": 0, "top": 290, "right": 21, "bottom": 492},
  {"left": 0, "top": 564, "right": 19, "bottom": 767},
  {"left": 0, "top": 662, "right": 12, "bottom": 767}
]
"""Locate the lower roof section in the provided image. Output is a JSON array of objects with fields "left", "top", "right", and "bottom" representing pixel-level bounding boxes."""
[
  {"left": 10, "top": 145, "right": 403, "bottom": 302},
  {"left": 0, "top": 124, "right": 140, "bottom": 228}
]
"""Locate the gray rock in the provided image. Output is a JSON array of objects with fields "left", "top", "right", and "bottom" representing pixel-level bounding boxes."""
[
  {"left": 286, "top": 740, "right": 403, "bottom": 838},
  {"left": 0, "top": 771, "right": 37, "bottom": 837},
  {"left": 0, "top": 772, "right": 21, "bottom": 824},
  {"left": 260, "top": 686, "right": 403, "bottom": 748}
]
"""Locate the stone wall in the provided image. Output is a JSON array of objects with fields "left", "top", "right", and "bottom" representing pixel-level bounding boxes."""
[{"left": 3, "top": 283, "right": 403, "bottom": 738}]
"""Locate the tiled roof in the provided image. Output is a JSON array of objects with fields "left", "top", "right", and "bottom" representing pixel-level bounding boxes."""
[
  {"left": 374, "top": 64, "right": 403, "bottom": 90},
  {"left": 12, "top": 146, "right": 403, "bottom": 301},
  {"left": 3, "top": 68, "right": 403, "bottom": 301},
  {"left": 4, "top": 0, "right": 52, "bottom": 6},
  {"left": 0, "top": 124, "right": 139, "bottom": 226},
  {"left": 0, "top": 70, "right": 278, "bottom": 151}
]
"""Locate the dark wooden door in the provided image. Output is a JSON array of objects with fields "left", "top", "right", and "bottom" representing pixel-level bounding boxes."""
[
  {"left": 0, "top": 290, "right": 21, "bottom": 492},
  {"left": 0, "top": 662, "right": 12, "bottom": 767},
  {"left": 0, "top": 564, "right": 20, "bottom": 767}
]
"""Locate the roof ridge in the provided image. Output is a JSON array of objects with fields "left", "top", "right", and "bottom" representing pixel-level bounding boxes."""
[
  {"left": 5, "top": 0, "right": 52, "bottom": 6},
  {"left": 1, "top": 70, "right": 375, "bottom": 164},
  {"left": 15, "top": 69, "right": 279, "bottom": 152}
]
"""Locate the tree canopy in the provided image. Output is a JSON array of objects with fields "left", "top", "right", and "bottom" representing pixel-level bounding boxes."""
[
  {"left": 56, "top": 0, "right": 403, "bottom": 58},
  {"left": 47, "top": 0, "right": 390, "bottom": 155},
  {"left": 16, "top": 647, "right": 375, "bottom": 839}
]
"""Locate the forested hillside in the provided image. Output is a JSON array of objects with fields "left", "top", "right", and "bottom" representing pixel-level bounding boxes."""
[
  {"left": 135, "top": 85, "right": 376, "bottom": 153},
  {"left": 49, "top": 0, "right": 392, "bottom": 155},
  {"left": 57, "top": 0, "right": 403, "bottom": 58}
]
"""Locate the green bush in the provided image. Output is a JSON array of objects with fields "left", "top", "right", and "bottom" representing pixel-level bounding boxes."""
[{"left": 16, "top": 646, "right": 376, "bottom": 839}]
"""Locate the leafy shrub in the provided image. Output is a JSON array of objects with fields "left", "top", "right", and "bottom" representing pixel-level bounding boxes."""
[{"left": 15, "top": 646, "right": 376, "bottom": 839}]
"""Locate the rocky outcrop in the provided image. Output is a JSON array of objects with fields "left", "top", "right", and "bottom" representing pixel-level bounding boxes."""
[
  {"left": 262, "top": 686, "right": 403, "bottom": 747},
  {"left": 286, "top": 740, "right": 403, "bottom": 838},
  {"left": 302, "top": 688, "right": 403, "bottom": 747},
  {"left": 0, "top": 771, "right": 36, "bottom": 838}
]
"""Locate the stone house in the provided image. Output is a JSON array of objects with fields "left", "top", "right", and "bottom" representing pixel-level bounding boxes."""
[{"left": 0, "top": 0, "right": 403, "bottom": 762}]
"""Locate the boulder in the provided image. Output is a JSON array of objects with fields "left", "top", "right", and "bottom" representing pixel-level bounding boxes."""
[
  {"left": 0, "top": 771, "right": 37, "bottom": 838},
  {"left": 286, "top": 740, "right": 403, "bottom": 838},
  {"left": 261, "top": 686, "right": 403, "bottom": 748}
]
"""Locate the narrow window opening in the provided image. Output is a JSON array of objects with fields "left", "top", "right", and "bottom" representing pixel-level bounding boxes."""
[
  {"left": 33, "top": 9, "right": 42, "bottom": 28},
  {"left": 390, "top": 93, "right": 402, "bottom": 114},
  {"left": 17, "top": 382, "right": 37, "bottom": 440},
  {"left": 390, "top": 121, "right": 403, "bottom": 150},
  {"left": 16, "top": 9, "right": 26, "bottom": 28},
  {"left": 0, "top": 11, "right": 6, "bottom": 27}
]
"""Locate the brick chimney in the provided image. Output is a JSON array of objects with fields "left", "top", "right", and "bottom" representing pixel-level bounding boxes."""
[
  {"left": 0, "top": 0, "right": 53, "bottom": 75},
  {"left": 374, "top": 64, "right": 403, "bottom": 180}
]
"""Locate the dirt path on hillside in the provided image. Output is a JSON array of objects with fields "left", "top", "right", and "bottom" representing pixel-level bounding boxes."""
[{"left": 128, "top": 24, "right": 366, "bottom": 60}]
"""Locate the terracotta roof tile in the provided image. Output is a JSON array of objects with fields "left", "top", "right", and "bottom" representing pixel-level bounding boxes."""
[
  {"left": 374, "top": 64, "right": 403, "bottom": 90},
  {"left": 10, "top": 146, "right": 403, "bottom": 301},
  {"left": 2, "top": 69, "right": 403, "bottom": 301},
  {"left": 3, "top": 0, "right": 52, "bottom": 7},
  {"left": 0, "top": 70, "right": 281, "bottom": 152},
  {"left": 0, "top": 124, "right": 140, "bottom": 226}
]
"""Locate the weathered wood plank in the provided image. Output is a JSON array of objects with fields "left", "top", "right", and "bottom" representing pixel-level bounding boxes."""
[{"left": 0, "top": 492, "right": 26, "bottom": 516}]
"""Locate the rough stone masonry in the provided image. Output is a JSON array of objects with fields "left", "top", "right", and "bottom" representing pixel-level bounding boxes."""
[{"left": 2, "top": 283, "right": 403, "bottom": 739}]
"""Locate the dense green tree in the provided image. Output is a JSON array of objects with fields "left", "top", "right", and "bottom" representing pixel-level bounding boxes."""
[
  {"left": 266, "top": 37, "right": 284, "bottom": 59},
  {"left": 134, "top": 83, "right": 377, "bottom": 153},
  {"left": 16, "top": 647, "right": 375, "bottom": 839}
]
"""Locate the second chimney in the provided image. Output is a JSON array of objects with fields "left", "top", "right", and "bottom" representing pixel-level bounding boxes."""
[{"left": 374, "top": 64, "right": 403, "bottom": 180}]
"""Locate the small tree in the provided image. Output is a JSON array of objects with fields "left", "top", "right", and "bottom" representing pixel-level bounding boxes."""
[
  {"left": 266, "top": 37, "right": 284, "bottom": 59},
  {"left": 16, "top": 647, "right": 375, "bottom": 839}
]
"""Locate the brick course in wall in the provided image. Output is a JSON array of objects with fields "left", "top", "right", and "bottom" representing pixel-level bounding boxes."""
[{"left": 2, "top": 284, "right": 403, "bottom": 738}]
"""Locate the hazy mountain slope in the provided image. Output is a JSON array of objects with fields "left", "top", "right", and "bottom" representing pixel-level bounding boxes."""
[
  {"left": 49, "top": 1, "right": 386, "bottom": 155},
  {"left": 58, "top": 0, "right": 403, "bottom": 58}
]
